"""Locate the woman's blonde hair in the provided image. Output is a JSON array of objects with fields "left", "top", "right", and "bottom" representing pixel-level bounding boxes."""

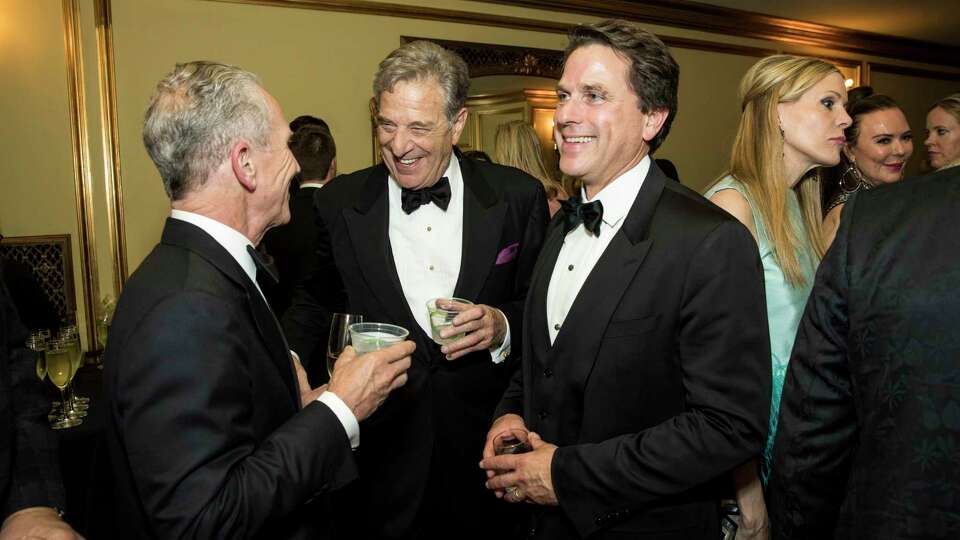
[
  {"left": 713, "top": 54, "right": 837, "bottom": 286},
  {"left": 493, "top": 121, "right": 566, "bottom": 200}
]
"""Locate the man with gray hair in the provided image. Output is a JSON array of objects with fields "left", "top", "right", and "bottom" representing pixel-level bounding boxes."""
[
  {"left": 283, "top": 41, "right": 549, "bottom": 538},
  {"left": 104, "top": 61, "right": 413, "bottom": 540}
]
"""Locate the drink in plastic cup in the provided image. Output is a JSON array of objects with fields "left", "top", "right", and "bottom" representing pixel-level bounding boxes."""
[
  {"left": 348, "top": 323, "right": 409, "bottom": 355},
  {"left": 426, "top": 298, "right": 473, "bottom": 345}
]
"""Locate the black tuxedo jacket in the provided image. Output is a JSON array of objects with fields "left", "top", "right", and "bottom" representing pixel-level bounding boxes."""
[
  {"left": 103, "top": 218, "right": 357, "bottom": 540},
  {"left": 260, "top": 184, "right": 324, "bottom": 318},
  {"left": 282, "top": 155, "right": 549, "bottom": 538},
  {"left": 0, "top": 261, "right": 65, "bottom": 520},
  {"left": 496, "top": 163, "right": 771, "bottom": 539},
  {"left": 768, "top": 167, "right": 960, "bottom": 539}
]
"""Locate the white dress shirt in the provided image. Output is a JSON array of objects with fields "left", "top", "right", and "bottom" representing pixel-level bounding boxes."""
[
  {"left": 170, "top": 210, "right": 360, "bottom": 448},
  {"left": 387, "top": 156, "right": 511, "bottom": 362},
  {"left": 545, "top": 156, "right": 650, "bottom": 344}
]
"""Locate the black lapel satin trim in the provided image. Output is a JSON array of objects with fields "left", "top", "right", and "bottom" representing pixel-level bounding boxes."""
[
  {"left": 453, "top": 156, "right": 506, "bottom": 301},
  {"left": 342, "top": 170, "right": 432, "bottom": 361},
  {"left": 161, "top": 218, "right": 300, "bottom": 409}
]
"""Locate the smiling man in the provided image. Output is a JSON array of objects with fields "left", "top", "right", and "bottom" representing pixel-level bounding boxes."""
[
  {"left": 104, "top": 61, "right": 413, "bottom": 539},
  {"left": 282, "top": 41, "right": 549, "bottom": 538},
  {"left": 480, "top": 20, "right": 771, "bottom": 540}
]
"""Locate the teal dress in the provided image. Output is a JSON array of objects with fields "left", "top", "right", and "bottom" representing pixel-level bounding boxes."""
[{"left": 704, "top": 176, "right": 817, "bottom": 480}]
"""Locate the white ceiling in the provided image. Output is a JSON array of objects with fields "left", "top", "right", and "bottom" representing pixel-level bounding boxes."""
[{"left": 698, "top": 0, "right": 960, "bottom": 47}]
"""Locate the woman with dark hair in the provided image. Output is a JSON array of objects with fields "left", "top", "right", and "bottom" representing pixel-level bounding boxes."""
[{"left": 821, "top": 87, "right": 913, "bottom": 246}]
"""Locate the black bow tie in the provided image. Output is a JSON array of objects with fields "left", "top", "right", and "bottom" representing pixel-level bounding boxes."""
[
  {"left": 560, "top": 196, "right": 604, "bottom": 237},
  {"left": 401, "top": 177, "right": 451, "bottom": 214},
  {"left": 247, "top": 244, "right": 279, "bottom": 286}
]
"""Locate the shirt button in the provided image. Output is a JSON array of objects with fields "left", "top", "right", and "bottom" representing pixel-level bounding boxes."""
[
  {"left": 553, "top": 323, "right": 560, "bottom": 331},
  {"left": 427, "top": 226, "right": 432, "bottom": 232},
  {"left": 538, "top": 410, "right": 549, "bottom": 420},
  {"left": 567, "top": 264, "right": 574, "bottom": 271},
  {"left": 428, "top": 265, "right": 434, "bottom": 271},
  {"left": 543, "top": 368, "right": 553, "bottom": 377}
]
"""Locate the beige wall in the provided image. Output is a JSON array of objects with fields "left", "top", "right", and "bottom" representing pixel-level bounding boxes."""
[
  {"left": 2, "top": 0, "right": 960, "bottom": 330},
  {"left": 0, "top": 0, "right": 93, "bottom": 347}
]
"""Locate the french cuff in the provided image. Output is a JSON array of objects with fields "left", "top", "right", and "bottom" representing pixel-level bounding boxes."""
[
  {"left": 488, "top": 308, "right": 511, "bottom": 364},
  {"left": 317, "top": 391, "right": 360, "bottom": 449}
]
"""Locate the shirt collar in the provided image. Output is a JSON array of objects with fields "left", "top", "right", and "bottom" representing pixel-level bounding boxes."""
[
  {"left": 169, "top": 210, "right": 258, "bottom": 285},
  {"left": 582, "top": 155, "right": 651, "bottom": 228},
  {"left": 299, "top": 181, "right": 326, "bottom": 189},
  {"left": 387, "top": 151, "right": 462, "bottom": 203}
]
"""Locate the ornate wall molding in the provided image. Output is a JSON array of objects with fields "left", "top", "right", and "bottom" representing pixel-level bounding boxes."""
[
  {"left": 402, "top": 36, "right": 564, "bottom": 79},
  {"left": 208, "top": 0, "right": 960, "bottom": 69},
  {"left": 870, "top": 62, "right": 960, "bottom": 83},
  {"left": 61, "top": 0, "right": 100, "bottom": 346},
  {"left": 474, "top": 0, "right": 960, "bottom": 68},
  {"left": 94, "top": 0, "right": 128, "bottom": 293}
]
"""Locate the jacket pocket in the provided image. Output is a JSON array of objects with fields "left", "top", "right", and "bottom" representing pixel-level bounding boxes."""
[{"left": 603, "top": 314, "right": 659, "bottom": 339}]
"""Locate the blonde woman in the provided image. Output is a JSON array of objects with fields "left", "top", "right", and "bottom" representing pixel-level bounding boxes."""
[
  {"left": 494, "top": 120, "right": 568, "bottom": 215},
  {"left": 925, "top": 93, "right": 960, "bottom": 171},
  {"left": 704, "top": 55, "right": 852, "bottom": 539}
]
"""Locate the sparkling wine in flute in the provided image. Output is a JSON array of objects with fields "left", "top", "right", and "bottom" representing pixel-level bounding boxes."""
[
  {"left": 67, "top": 339, "right": 83, "bottom": 376},
  {"left": 35, "top": 350, "right": 47, "bottom": 381},
  {"left": 46, "top": 349, "right": 72, "bottom": 390}
]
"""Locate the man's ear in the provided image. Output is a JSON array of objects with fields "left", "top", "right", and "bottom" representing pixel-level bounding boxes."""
[
  {"left": 231, "top": 139, "right": 257, "bottom": 192},
  {"left": 325, "top": 157, "right": 338, "bottom": 182},
  {"left": 641, "top": 108, "right": 669, "bottom": 144},
  {"left": 450, "top": 107, "right": 468, "bottom": 144}
]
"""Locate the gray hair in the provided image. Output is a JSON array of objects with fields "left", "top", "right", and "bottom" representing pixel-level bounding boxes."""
[
  {"left": 372, "top": 41, "right": 470, "bottom": 123},
  {"left": 143, "top": 61, "right": 270, "bottom": 200}
]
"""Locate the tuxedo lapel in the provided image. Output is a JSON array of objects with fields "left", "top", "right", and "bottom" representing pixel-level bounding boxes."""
[
  {"left": 453, "top": 156, "right": 506, "bottom": 302},
  {"left": 526, "top": 220, "right": 566, "bottom": 364},
  {"left": 162, "top": 219, "right": 300, "bottom": 409},
  {"left": 342, "top": 167, "right": 427, "bottom": 353},
  {"left": 549, "top": 165, "right": 667, "bottom": 383}
]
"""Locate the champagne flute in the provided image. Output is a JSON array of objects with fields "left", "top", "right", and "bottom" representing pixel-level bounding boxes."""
[
  {"left": 26, "top": 332, "right": 47, "bottom": 381},
  {"left": 60, "top": 326, "right": 89, "bottom": 408},
  {"left": 95, "top": 295, "right": 116, "bottom": 368},
  {"left": 327, "top": 313, "right": 363, "bottom": 377},
  {"left": 46, "top": 338, "right": 80, "bottom": 429}
]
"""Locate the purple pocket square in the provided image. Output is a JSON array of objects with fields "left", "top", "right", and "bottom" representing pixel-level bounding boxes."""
[{"left": 495, "top": 243, "right": 520, "bottom": 265}]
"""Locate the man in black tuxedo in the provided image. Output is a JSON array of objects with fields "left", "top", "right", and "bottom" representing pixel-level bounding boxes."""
[
  {"left": 282, "top": 41, "right": 549, "bottom": 538},
  {"left": 1, "top": 262, "right": 81, "bottom": 540},
  {"left": 767, "top": 166, "right": 960, "bottom": 539},
  {"left": 103, "top": 61, "right": 413, "bottom": 540},
  {"left": 480, "top": 20, "right": 771, "bottom": 539},
  {"left": 261, "top": 121, "right": 337, "bottom": 329}
]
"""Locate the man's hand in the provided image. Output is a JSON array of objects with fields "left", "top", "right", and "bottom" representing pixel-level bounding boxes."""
[
  {"left": 0, "top": 507, "right": 84, "bottom": 540},
  {"left": 440, "top": 304, "right": 506, "bottom": 360},
  {"left": 479, "top": 432, "right": 558, "bottom": 506},
  {"left": 327, "top": 341, "right": 414, "bottom": 421},
  {"left": 291, "top": 352, "right": 326, "bottom": 408},
  {"left": 482, "top": 414, "right": 528, "bottom": 481}
]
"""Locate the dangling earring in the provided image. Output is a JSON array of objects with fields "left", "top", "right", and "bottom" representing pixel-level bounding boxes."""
[{"left": 839, "top": 163, "right": 865, "bottom": 193}]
